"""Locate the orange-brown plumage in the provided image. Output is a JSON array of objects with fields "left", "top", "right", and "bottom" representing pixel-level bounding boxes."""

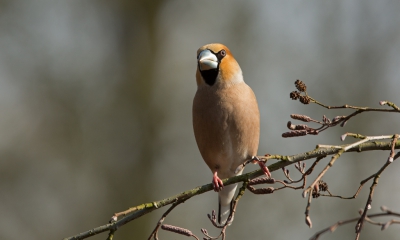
[
  {"left": 195, "top": 44, "right": 241, "bottom": 86},
  {"left": 193, "top": 43, "right": 263, "bottom": 225}
]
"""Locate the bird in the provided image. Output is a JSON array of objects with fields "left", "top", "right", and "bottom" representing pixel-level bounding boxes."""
[{"left": 193, "top": 43, "right": 270, "bottom": 225}]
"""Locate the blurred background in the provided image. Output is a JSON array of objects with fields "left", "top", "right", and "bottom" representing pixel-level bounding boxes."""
[{"left": 0, "top": 1, "right": 399, "bottom": 239}]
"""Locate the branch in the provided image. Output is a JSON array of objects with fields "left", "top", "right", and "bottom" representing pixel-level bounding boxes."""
[
  {"left": 355, "top": 148, "right": 400, "bottom": 240},
  {"left": 310, "top": 206, "right": 400, "bottom": 240},
  {"left": 284, "top": 80, "right": 400, "bottom": 137},
  {"left": 63, "top": 139, "right": 400, "bottom": 240},
  {"left": 148, "top": 198, "right": 187, "bottom": 239}
]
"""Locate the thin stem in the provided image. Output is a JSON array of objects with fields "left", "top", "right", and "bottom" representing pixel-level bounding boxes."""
[
  {"left": 63, "top": 140, "right": 400, "bottom": 240},
  {"left": 310, "top": 210, "right": 400, "bottom": 240},
  {"left": 148, "top": 199, "right": 185, "bottom": 240}
]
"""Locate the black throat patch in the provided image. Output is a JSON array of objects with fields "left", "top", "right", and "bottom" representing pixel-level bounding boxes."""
[
  {"left": 199, "top": 68, "right": 218, "bottom": 86},
  {"left": 197, "top": 49, "right": 226, "bottom": 86}
]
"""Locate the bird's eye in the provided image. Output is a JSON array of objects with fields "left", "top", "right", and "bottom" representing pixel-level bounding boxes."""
[{"left": 220, "top": 50, "right": 226, "bottom": 57}]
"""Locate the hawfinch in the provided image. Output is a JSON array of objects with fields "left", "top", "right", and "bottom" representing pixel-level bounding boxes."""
[{"left": 193, "top": 43, "right": 270, "bottom": 225}]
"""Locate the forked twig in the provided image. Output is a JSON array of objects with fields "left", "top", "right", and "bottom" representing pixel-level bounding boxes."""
[
  {"left": 63, "top": 80, "right": 400, "bottom": 240},
  {"left": 284, "top": 80, "right": 400, "bottom": 138},
  {"left": 202, "top": 181, "right": 249, "bottom": 240},
  {"left": 355, "top": 147, "right": 400, "bottom": 239},
  {"left": 310, "top": 206, "right": 400, "bottom": 240},
  {"left": 148, "top": 199, "right": 186, "bottom": 240}
]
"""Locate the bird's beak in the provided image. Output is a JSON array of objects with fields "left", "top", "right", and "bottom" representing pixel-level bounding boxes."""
[{"left": 198, "top": 49, "right": 218, "bottom": 71}]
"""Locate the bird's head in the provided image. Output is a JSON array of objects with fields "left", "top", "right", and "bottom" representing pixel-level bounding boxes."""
[{"left": 196, "top": 43, "right": 242, "bottom": 87}]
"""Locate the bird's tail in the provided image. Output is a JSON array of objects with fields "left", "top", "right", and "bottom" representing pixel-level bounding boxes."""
[{"left": 218, "top": 183, "right": 238, "bottom": 225}]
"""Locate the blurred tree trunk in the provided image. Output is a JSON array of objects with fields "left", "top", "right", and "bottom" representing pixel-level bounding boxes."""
[{"left": 110, "top": 1, "right": 165, "bottom": 239}]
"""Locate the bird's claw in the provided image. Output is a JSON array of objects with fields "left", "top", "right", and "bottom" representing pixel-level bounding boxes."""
[
  {"left": 212, "top": 172, "right": 224, "bottom": 192},
  {"left": 252, "top": 156, "right": 271, "bottom": 178}
]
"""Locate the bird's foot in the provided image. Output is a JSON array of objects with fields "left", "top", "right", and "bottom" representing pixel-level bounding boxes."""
[
  {"left": 251, "top": 156, "right": 271, "bottom": 178},
  {"left": 212, "top": 172, "right": 224, "bottom": 192}
]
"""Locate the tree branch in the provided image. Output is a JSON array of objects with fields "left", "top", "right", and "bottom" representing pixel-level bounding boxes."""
[
  {"left": 64, "top": 81, "right": 400, "bottom": 240},
  {"left": 310, "top": 206, "right": 400, "bottom": 240},
  {"left": 63, "top": 139, "right": 400, "bottom": 240},
  {"left": 285, "top": 81, "right": 400, "bottom": 137}
]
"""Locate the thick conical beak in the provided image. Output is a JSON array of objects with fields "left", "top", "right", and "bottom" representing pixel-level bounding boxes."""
[{"left": 198, "top": 49, "right": 218, "bottom": 71}]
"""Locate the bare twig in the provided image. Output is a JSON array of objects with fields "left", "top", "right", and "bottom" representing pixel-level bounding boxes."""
[
  {"left": 106, "top": 228, "right": 116, "bottom": 240},
  {"left": 379, "top": 100, "right": 400, "bottom": 110},
  {"left": 202, "top": 181, "right": 249, "bottom": 240},
  {"left": 303, "top": 149, "right": 344, "bottom": 197},
  {"left": 355, "top": 145, "right": 400, "bottom": 239},
  {"left": 286, "top": 81, "right": 400, "bottom": 137},
  {"left": 343, "top": 135, "right": 394, "bottom": 151},
  {"left": 310, "top": 206, "right": 400, "bottom": 240},
  {"left": 388, "top": 134, "right": 399, "bottom": 162},
  {"left": 148, "top": 199, "right": 186, "bottom": 240},
  {"left": 63, "top": 139, "right": 400, "bottom": 240},
  {"left": 319, "top": 170, "right": 376, "bottom": 200},
  {"left": 302, "top": 133, "right": 399, "bottom": 235},
  {"left": 303, "top": 148, "right": 344, "bottom": 227},
  {"left": 63, "top": 80, "right": 400, "bottom": 240}
]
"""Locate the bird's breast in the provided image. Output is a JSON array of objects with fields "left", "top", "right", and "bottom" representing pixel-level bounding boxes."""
[{"left": 193, "top": 83, "right": 260, "bottom": 178}]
